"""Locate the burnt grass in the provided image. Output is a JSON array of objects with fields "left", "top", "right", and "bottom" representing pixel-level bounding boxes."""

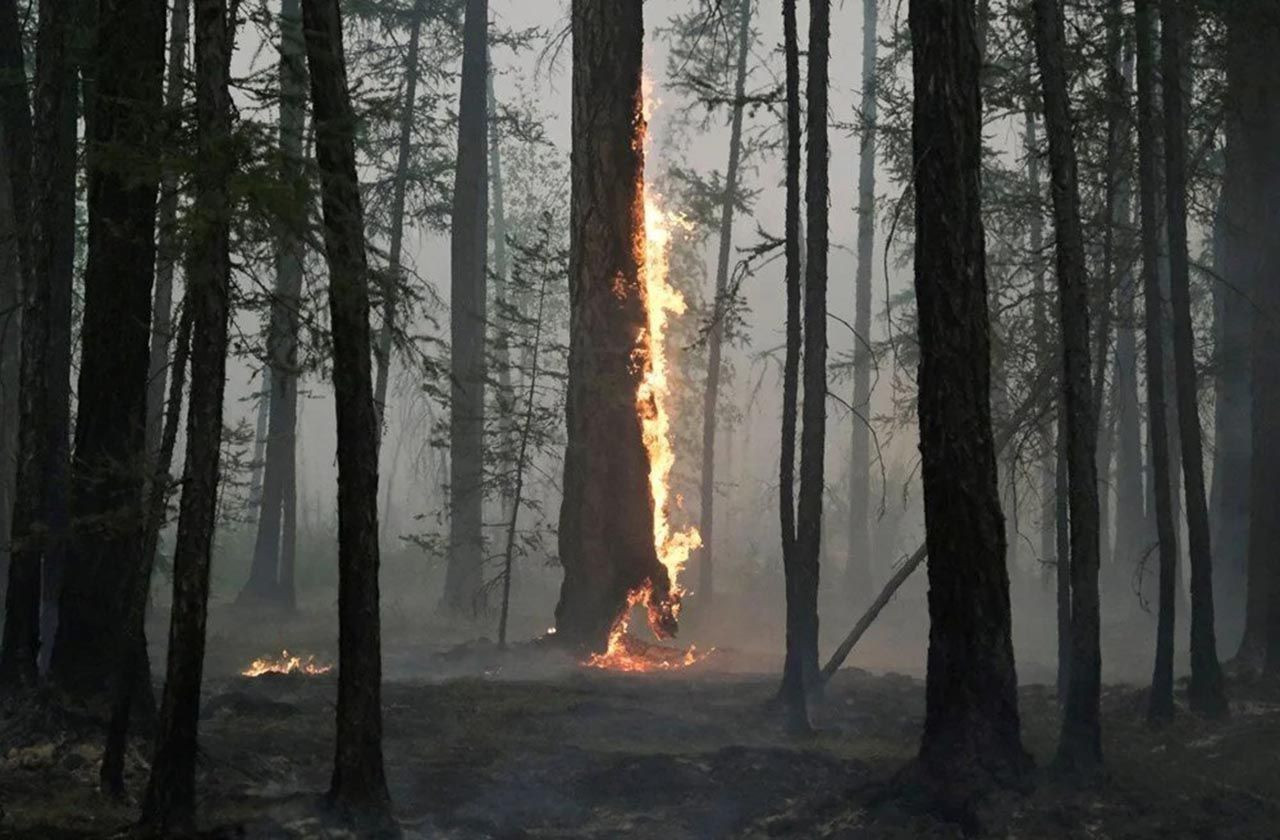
[{"left": 2, "top": 617, "right": 1280, "bottom": 838}]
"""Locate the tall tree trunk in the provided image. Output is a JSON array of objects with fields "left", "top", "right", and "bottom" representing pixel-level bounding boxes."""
[
  {"left": 778, "top": 0, "right": 806, "bottom": 733},
  {"left": 140, "top": 0, "right": 232, "bottom": 822},
  {"left": 846, "top": 0, "right": 877, "bottom": 600},
  {"left": 443, "top": 0, "right": 489, "bottom": 615},
  {"left": 0, "top": 0, "right": 34, "bottom": 610},
  {"left": 1033, "top": 0, "right": 1103, "bottom": 772},
  {"left": 300, "top": 0, "right": 391, "bottom": 819},
  {"left": 101, "top": 299, "right": 192, "bottom": 797},
  {"left": 373, "top": 0, "right": 425, "bottom": 430},
  {"left": 49, "top": 0, "right": 166, "bottom": 701},
  {"left": 145, "top": 0, "right": 191, "bottom": 475},
  {"left": 1232, "top": 1, "right": 1280, "bottom": 667},
  {"left": 909, "top": 0, "right": 1029, "bottom": 800},
  {"left": 1134, "top": 0, "right": 1178, "bottom": 722},
  {"left": 246, "top": 372, "right": 269, "bottom": 515},
  {"left": 240, "top": 0, "right": 306, "bottom": 608},
  {"left": 697, "top": 0, "right": 752, "bottom": 606},
  {"left": 555, "top": 0, "right": 672, "bottom": 651},
  {"left": 1159, "top": 0, "right": 1227, "bottom": 718}
]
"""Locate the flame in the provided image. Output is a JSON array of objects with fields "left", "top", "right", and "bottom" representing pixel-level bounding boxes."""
[
  {"left": 585, "top": 77, "right": 707, "bottom": 673},
  {"left": 241, "top": 650, "right": 333, "bottom": 677}
]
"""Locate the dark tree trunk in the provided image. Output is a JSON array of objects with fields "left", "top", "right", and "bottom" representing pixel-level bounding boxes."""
[
  {"left": 1159, "top": 0, "right": 1227, "bottom": 718},
  {"left": 373, "top": 0, "right": 425, "bottom": 428},
  {"left": 697, "top": 0, "right": 752, "bottom": 605},
  {"left": 1234, "top": 3, "right": 1280, "bottom": 669},
  {"left": 556, "top": 0, "right": 672, "bottom": 651},
  {"left": 300, "top": 0, "right": 391, "bottom": 820},
  {"left": 145, "top": 0, "right": 190, "bottom": 476},
  {"left": 1055, "top": 416, "right": 1069, "bottom": 701},
  {"left": 783, "top": 0, "right": 830, "bottom": 731},
  {"left": 777, "top": 0, "right": 806, "bottom": 733},
  {"left": 1033, "top": 0, "right": 1103, "bottom": 773},
  {"left": 1134, "top": 0, "right": 1178, "bottom": 723},
  {"left": 49, "top": 0, "right": 166, "bottom": 702},
  {"left": 0, "top": 0, "right": 33, "bottom": 606},
  {"left": 1, "top": 0, "right": 78, "bottom": 692},
  {"left": 909, "top": 0, "right": 1029, "bottom": 800},
  {"left": 139, "top": 0, "right": 232, "bottom": 823},
  {"left": 443, "top": 0, "right": 489, "bottom": 615},
  {"left": 846, "top": 0, "right": 877, "bottom": 600},
  {"left": 101, "top": 299, "right": 192, "bottom": 797},
  {"left": 240, "top": 0, "right": 306, "bottom": 609}
]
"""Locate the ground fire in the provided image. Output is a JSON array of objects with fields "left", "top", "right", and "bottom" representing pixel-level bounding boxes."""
[{"left": 240, "top": 650, "right": 334, "bottom": 677}]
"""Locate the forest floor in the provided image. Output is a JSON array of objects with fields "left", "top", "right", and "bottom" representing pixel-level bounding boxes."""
[{"left": 1, "top": 609, "right": 1279, "bottom": 839}]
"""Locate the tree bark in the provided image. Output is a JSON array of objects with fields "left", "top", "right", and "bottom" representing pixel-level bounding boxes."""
[
  {"left": 909, "top": 0, "right": 1029, "bottom": 799},
  {"left": 1032, "top": 0, "right": 1103, "bottom": 773},
  {"left": 241, "top": 0, "right": 305, "bottom": 608},
  {"left": 443, "top": 0, "right": 489, "bottom": 615},
  {"left": 373, "top": 0, "right": 426, "bottom": 430},
  {"left": 139, "top": 0, "right": 232, "bottom": 822},
  {"left": 1233, "top": 3, "right": 1280, "bottom": 669},
  {"left": 49, "top": 0, "right": 166, "bottom": 702},
  {"left": 1134, "top": 0, "right": 1178, "bottom": 722},
  {"left": 697, "top": 0, "right": 752, "bottom": 606},
  {"left": 777, "top": 0, "right": 806, "bottom": 733},
  {"left": 1159, "top": 0, "right": 1227, "bottom": 718},
  {"left": 555, "top": 0, "right": 672, "bottom": 651},
  {"left": 300, "top": 0, "right": 391, "bottom": 819},
  {"left": 846, "top": 0, "right": 877, "bottom": 601}
]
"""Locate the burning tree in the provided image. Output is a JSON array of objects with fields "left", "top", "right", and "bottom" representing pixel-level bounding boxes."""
[{"left": 556, "top": 0, "right": 699, "bottom": 654}]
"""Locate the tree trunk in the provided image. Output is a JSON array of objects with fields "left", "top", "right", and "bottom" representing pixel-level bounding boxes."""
[
  {"left": 846, "top": 0, "right": 877, "bottom": 601},
  {"left": 909, "top": 0, "right": 1029, "bottom": 800},
  {"left": 101, "top": 298, "right": 192, "bottom": 797},
  {"left": 555, "top": 0, "right": 672, "bottom": 651},
  {"left": 1033, "top": 0, "right": 1103, "bottom": 773},
  {"left": 247, "top": 371, "right": 269, "bottom": 516},
  {"left": 1232, "top": 2, "right": 1280, "bottom": 668},
  {"left": 145, "top": 0, "right": 190, "bottom": 476},
  {"left": 0, "top": 0, "right": 34, "bottom": 612},
  {"left": 697, "top": 0, "right": 752, "bottom": 606},
  {"left": 1159, "top": 0, "right": 1227, "bottom": 718},
  {"left": 49, "top": 0, "right": 166, "bottom": 702},
  {"left": 777, "top": 0, "right": 806, "bottom": 733},
  {"left": 1134, "top": 0, "right": 1178, "bottom": 723},
  {"left": 372, "top": 0, "right": 425, "bottom": 430},
  {"left": 300, "top": 0, "right": 391, "bottom": 820},
  {"left": 139, "top": 0, "right": 232, "bottom": 822},
  {"left": 443, "top": 0, "right": 489, "bottom": 615},
  {"left": 240, "top": 0, "right": 306, "bottom": 608}
]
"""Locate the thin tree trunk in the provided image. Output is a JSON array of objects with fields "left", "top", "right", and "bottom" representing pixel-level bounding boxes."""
[
  {"left": 555, "top": 0, "right": 671, "bottom": 651},
  {"left": 846, "top": 0, "right": 877, "bottom": 600},
  {"left": 778, "top": 0, "right": 806, "bottom": 733},
  {"left": 697, "top": 0, "right": 752, "bottom": 606},
  {"left": 101, "top": 299, "right": 192, "bottom": 798},
  {"left": 145, "top": 0, "right": 191, "bottom": 474},
  {"left": 443, "top": 0, "right": 489, "bottom": 615},
  {"left": 240, "top": 0, "right": 306, "bottom": 607},
  {"left": 373, "top": 0, "right": 425, "bottom": 430},
  {"left": 1135, "top": 0, "right": 1178, "bottom": 722},
  {"left": 51, "top": 0, "right": 166, "bottom": 704},
  {"left": 247, "top": 371, "right": 269, "bottom": 515},
  {"left": 1033, "top": 0, "right": 1103, "bottom": 773},
  {"left": 140, "top": 0, "right": 232, "bottom": 821},
  {"left": 300, "top": 0, "right": 391, "bottom": 818},
  {"left": 910, "top": 0, "right": 1029, "bottom": 799},
  {"left": 1159, "top": 0, "right": 1227, "bottom": 718},
  {"left": 486, "top": 56, "right": 518, "bottom": 505}
]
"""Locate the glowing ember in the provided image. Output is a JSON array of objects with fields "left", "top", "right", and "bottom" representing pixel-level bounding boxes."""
[
  {"left": 241, "top": 650, "right": 333, "bottom": 677},
  {"left": 586, "top": 78, "right": 706, "bottom": 673}
]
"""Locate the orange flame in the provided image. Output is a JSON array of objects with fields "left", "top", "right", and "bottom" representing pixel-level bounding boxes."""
[
  {"left": 586, "top": 77, "right": 707, "bottom": 672},
  {"left": 241, "top": 650, "right": 333, "bottom": 677}
]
